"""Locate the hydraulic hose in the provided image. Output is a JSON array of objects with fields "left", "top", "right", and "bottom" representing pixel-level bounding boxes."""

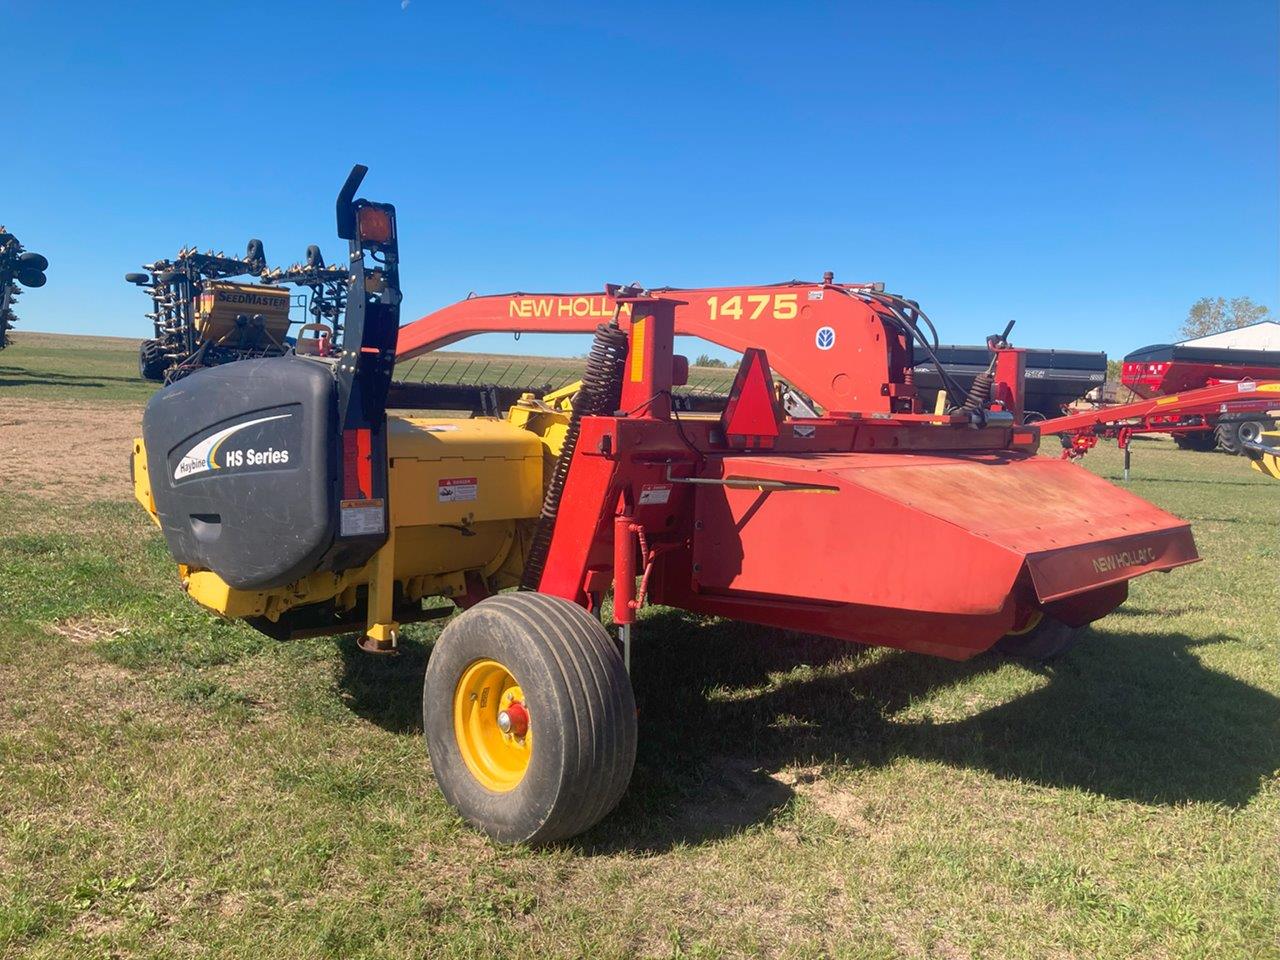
[
  {"left": 519, "top": 320, "right": 628, "bottom": 591},
  {"left": 862, "top": 292, "right": 969, "bottom": 407}
]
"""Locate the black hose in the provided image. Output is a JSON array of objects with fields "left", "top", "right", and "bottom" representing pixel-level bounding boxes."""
[
  {"left": 519, "top": 321, "right": 628, "bottom": 591},
  {"left": 868, "top": 293, "right": 969, "bottom": 405}
]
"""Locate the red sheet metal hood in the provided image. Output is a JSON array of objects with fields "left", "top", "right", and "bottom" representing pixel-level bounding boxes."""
[
  {"left": 691, "top": 451, "right": 1199, "bottom": 617},
  {"left": 828, "top": 453, "right": 1199, "bottom": 602}
]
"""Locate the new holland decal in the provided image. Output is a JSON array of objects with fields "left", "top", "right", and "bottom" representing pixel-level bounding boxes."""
[
  {"left": 173, "top": 414, "right": 291, "bottom": 481},
  {"left": 1090, "top": 545, "right": 1157, "bottom": 574}
]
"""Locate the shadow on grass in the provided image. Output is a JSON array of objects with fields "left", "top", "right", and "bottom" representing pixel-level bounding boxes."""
[
  {"left": 336, "top": 633, "right": 431, "bottom": 734},
  {"left": 335, "top": 609, "right": 1280, "bottom": 853},
  {"left": 1103, "top": 475, "right": 1268, "bottom": 488},
  {"left": 0, "top": 364, "right": 153, "bottom": 390}
]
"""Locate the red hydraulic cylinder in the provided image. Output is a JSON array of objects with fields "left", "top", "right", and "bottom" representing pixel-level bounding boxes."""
[{"left": 613, "top": 513, "right": 637, "bottom": 626}]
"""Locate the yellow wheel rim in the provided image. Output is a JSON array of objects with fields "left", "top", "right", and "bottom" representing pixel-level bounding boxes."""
[
  {"left": 452, "top": 658, "right": 532, "bottom": 793},
  {"left": 1006, "top": 610, "right": 1044, "bottom": 638}
]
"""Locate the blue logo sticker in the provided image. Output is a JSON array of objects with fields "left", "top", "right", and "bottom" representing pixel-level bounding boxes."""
[{"left": 815, "top": 326, "right": 836, "bottom": 350}]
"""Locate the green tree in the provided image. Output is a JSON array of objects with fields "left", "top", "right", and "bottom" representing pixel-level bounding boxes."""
[
  {"left": 693, "top": 353, "right": 728, "bottom": 368},
  {"left": 1179, "top": 297, "right": 1272, "bottom": 340}
]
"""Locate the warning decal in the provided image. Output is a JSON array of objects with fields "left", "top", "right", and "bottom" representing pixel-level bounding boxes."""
[
  {"left": 340, "top": 498, "right": 385, "bottom": 537},
  {"left": 638, "top": 483, "right": 672, "bottom": 506},
  {"left": 438, "top": 477, "right": 478, "bottom": 502}
]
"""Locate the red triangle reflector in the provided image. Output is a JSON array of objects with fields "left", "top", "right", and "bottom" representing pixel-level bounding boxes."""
[{"left": 720, "top": 348, "right": 780, "bottom": 447}]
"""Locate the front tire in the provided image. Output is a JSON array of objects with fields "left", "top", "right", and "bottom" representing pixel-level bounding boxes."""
[{"left": 423, "top": 593, "right": 637, "bottom": 845}]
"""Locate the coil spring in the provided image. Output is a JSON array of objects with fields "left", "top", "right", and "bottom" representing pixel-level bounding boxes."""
[
  {"left": 519, "top": 321, "right": 629, "bottom": 591},
  {"left": 961, "top": 369, "right": 995, "bottom": 413}
]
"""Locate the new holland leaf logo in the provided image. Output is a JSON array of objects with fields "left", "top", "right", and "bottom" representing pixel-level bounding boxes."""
[{"left": 815, "top": 326, "right": 836, "bottom": 350}]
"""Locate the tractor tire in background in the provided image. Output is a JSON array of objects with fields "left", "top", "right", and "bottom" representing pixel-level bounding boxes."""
[
  {"left": 1215, "top": 420, "right": 1270, "bottom": 456},
  {"left": 423, "top": 592, "right": 637, "bottom": 845},
  {"left": 994, "top": 612, "right": 1083, "bottom": 662},
  {"left": 138, "top": 339, "right": 168, "bottom": 382}
]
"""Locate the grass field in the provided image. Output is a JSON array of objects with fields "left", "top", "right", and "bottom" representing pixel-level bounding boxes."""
[
  {"left": 0, "top": 332, "right": 738, "bottom": 404},
  {"left": 0, "top": 335, "right": 1277, "bottom": 959},
  {"left": 0, "top": 333, "right": 157, "bottom": 404}
]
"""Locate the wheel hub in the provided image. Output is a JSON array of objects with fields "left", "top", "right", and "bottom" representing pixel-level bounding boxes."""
[
  {"left": 497, "top": 700, "right": 529, "bottom": 738},
  {"left": 452, "top": 659, "right": 533, "bottom": 793}
]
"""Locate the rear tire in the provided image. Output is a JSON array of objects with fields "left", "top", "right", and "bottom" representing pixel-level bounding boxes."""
[
  {"left": 423, "top": 592, "right": 637, "bottom": 845},
  {"left": 995, "top": 612, "right": 1082, "bottom": 662}
]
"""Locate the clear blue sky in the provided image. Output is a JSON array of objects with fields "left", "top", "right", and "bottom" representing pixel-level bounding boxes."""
[{"left": 5, "top": 0, "right": 1277, "bottom": 361}]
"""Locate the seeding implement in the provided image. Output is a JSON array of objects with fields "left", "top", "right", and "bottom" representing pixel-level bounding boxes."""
[
  {"left": 134, "top": 167, "right": 1202, "bottom": 843},
  {"left": 0, "top": 227, "right": 49, "bottom": 350},
  {"left": 127, "top": 240, "right": 350, "bottom": 383}
]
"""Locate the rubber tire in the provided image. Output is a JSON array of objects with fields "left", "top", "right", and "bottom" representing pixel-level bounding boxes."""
[
  {"left": 1215, "top": 422, "right": 1244, "bottom": 455},
  {"left": 138, "top": 339, "right": 167, "bottom": 382},
  {"left": 995, "top": 615, "right": 1083, "bottom": 662},
  {"left": 423, "top": 592, "right": 637, "bottom": 845}
]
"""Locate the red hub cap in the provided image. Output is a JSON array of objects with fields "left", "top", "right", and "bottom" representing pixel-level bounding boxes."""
[{"left": 498, "top": 700, "right": 529, "bottom": 738}]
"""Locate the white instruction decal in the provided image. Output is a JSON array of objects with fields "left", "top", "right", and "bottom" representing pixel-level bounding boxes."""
[
  {"left": 807, "top": 290, "right": 824, "bottom": 301},
  {"left": 340, "top": 498, "right": 385, "bottom": 537},
  {"left": 638, "top": 483, "right": 672, "bottom": 505},
  {"left": 438, "top": 477, "right": 478, "bottom": 502}
]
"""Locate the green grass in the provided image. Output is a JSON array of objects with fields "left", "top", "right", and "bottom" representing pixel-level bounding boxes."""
[
  {"left": 1, "top": 345, "right": 1277, "bottom": 958},
  {"left": 0, "top": 333, "right": 158, "bottom": 404},
  {"left": 0, "top": 331, "right": 737, "bottom": 402}
]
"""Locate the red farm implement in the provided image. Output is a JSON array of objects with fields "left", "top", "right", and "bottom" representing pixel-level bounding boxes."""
[
  {"left": 1120, "top": 341, "right": 1280, "bottom": 453},
  {"left": 135, "top": 168, "right": 1205, "bottom": 843},
  {"left": 1040, "top": 381, "right": 1280, "bottom": 478}
]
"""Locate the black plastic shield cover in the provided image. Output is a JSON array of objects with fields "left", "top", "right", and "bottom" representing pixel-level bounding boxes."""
[{"left": 144, "top": 357, "right": 340, "bottom": 590}]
